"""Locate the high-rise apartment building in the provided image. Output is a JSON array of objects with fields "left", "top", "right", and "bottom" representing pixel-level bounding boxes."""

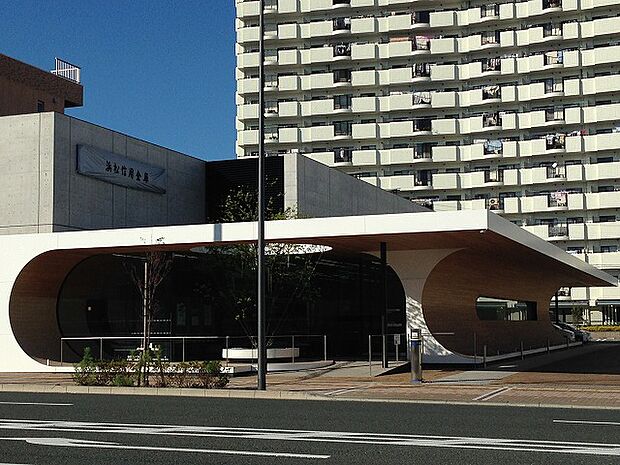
[{"left": 235, "top": 0, "right": 620, "bottom": 324}]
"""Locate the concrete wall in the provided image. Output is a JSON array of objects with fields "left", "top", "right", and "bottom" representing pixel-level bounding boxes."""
[
  {"left": 0, "top": 112, "right": 206, "bottom": 234},
  {"left": 0, "top": 113, "right": 54, "bottom": 235},
  {"left": 284, "top": 154, "right": 426, "bottom": 218}
]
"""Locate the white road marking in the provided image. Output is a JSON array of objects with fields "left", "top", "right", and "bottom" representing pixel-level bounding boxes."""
[
  {"left": 0, "top": 402, "right": 72, "bottom": 407},
  {"left": 0, "top": 437, "right": 329, "bottom": 459},
  {"left": 0, "top": 419, "right": 618, "bottom": 456},
  {"left": 472, "top": 387, "right": 512, "bottom": 402},
  {"left": 554, "top": 419, "right": 620, "bottom": 427}
]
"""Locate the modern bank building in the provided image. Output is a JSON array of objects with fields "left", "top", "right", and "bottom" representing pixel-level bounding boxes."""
[{"left": 0, "top": 53, "right": 616, "bottom": 374}]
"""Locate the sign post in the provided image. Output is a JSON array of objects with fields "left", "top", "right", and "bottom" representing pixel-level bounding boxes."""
[{"left": 409, "top": 329, "right": 423, "bottom": 384}]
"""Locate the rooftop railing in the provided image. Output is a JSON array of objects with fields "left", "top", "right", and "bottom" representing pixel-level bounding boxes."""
[{"left": 51, "top": 57, "right": 81, "bottom": 84}]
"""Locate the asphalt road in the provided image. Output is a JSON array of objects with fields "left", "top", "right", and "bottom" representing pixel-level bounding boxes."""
[{"left": 0, "top": 392, "right": 618, "bottom": 464}]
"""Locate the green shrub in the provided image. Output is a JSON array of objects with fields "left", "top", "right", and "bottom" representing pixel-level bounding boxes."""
[{"left": 72, "top": 347, "right": 98, "bottom": 386}]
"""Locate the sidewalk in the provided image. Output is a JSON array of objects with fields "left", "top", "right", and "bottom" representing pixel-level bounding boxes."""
[{"left": 1, "top": 344, "right": 619, "bottom": 409}]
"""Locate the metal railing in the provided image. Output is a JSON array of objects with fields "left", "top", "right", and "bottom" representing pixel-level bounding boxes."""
[
  {"left": 51, "top": 58, "right": 81, "bottom": 84},
  {"left": 60, "top": 334, "right": 328, "bottom": 366}
]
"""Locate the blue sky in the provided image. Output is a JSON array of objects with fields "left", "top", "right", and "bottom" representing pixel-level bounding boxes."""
[{"left": 2, "top": 1, "right": 237, "bottom": 161}]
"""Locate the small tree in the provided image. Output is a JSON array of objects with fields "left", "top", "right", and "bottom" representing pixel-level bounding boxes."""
[
  {"left": 126, "top": 249, "right": 173, "bottom": 386},
  {"left": 195, "top": 185, "right": 323, "bottom": 347}
]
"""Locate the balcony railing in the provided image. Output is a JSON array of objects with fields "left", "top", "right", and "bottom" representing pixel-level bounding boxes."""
[
  {"left": 546, "top": 134, "right": 566, "bottom": 150},
  {"left": 413, "top": 63, "right": 431, "bottom": 77},
  {"left": 51, "top": 57, "right": 81, "bottom": 84},
  {"left": 413, "top": 119, "right": 432, "bottom": 132},
  {"left": 483, "top": 113, "right": 502, "bottom": 127},
  {"left": 546, "top": 166, "right": 566, "bottom": 178},
  {"left": 543, "top": 0, "right": 562, "bottom": 9},
  {"left": 334, "top": 70, "right": 351, "bottom": 83},
  {"left": 412, "top": 36, "right": 430, "bottom": 51},
  {"left": 333, "top": 17, "right": 351, "bottom": 31},
  {"left": 549, "top": 224, "right": 568, "bottom": 237},
  {"left": 484, "top": 170, "right": 504, "bottom": 183},
  {"left": 481, "top": 4, "right": 500, "bottom": 17},
  {"left": 482, "top": 58, "right": 501, "bottom": 72},
  {"left": 484, "top": 140, "right": 503, "bottom": 155},
  {"left": 334, "top": 148, "right": 352, "bottom": 163},
  {"left": 482, "top": 86, "right": 501, "bottom": 100},
  {"left": 487, "top": 198, "right": 504, "bottom": 210},
  {"left": 333, "top": 43, "right": 351, "bottom": 57},
  {"left": 548, "top": 192, "right": 568, "bottom": 208},
  {"left": 412, "top": 11, "right": 430, "bottom": 24}
]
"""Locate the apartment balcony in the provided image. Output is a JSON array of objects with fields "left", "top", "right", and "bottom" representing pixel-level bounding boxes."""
[
  {"left": 433, "top": 200, "right": 460, "bottom": 212},
  {"left": 237, "top": 52, "right": 260, "bottom": 69},
  {"left": 277, "top": 23, "right": 299, "bottom": 40},
  {"left": 430, "top": 10, "right": 456, "bottom": 28},
  {"left": 351, "top": 70, "right": 378, "bottom": 87},
  {"left": 264, "top": 131, "right": 279, "bottom": 144},
  {"left": 278, "top": 101, "right": 300, "bottom": 118},
  {"left": 238, "top": 129, "right": 259, "bottom": 146},
  {"left": 431, "top": 64, "right": 457, "bottom": 81},
  {"left": 238, "top": 103, "right": 259, "bottom": 120},
  {"left": 351, "top": 149, "right": 378, "bottom": 166},
  {"left": 278, "top": 49, "right": 300, "bottom": 66},
  {"left": 352, "top": 96, "right": 377, "bottom": 113},
  {"left": 237, "top": 0, "right": 260, "bottom": 18},
  {"left": 352, "top": 43, "right": 378, "bottom": 60},
  {"left": 432, "top": 146, "right": 459, "bottom": 162},
  {"left": 278, "top": 75, "right": 300, "bottom": 91},
  {"left": 278, "top": 128, "right": 300, "bottom": 144},
  {"left": 432, "top": 173, "right": 460, "bottom": 190},
  {"left": 585, "top": 191, "right": 620, "bottom": 211},
  {"left": 305, "top": 72, "right": 334, "bottom": 90},
  {"left": 503, "top": 197, "right": 521, "bottom": 214},
  {"left": 584, "top": 132, "right": 620, "bottom": 153},
  {"left": 379, "top": 175, "right": 418, "bottom": 192},
  {"left": 351, "top": 17, "right": 377, "bottom": 34},
  {"left": 586, "top": 221, "right": 620, "bottom": 241},
  {"left": 431, "top": 38, "right": 457, "bottom": 55},
  {"left": 277, "top": 0, "right": 299, "bottom": 13},
  {"left": 585, "top": 161, "right": 620, "bottom": 182},
  {"left": 352, "top": 122, "right": 378, "bottom": 139},
  {"left": 431, "top": 119, "right": 457, "bottom": 135},
  {"left": 460, "top": 198, "right": 486, "bottom": 211},
  {"left": 303, "top": 126, "right": 334, "bottom": 142},
  {"left": 237, "top": 78, "right": 259, "bottom": 95},
  {"left": 302, "top": 99, "right": 335, "bottom": 117},
  {"left": 238, "top": 26, "right": 259, "bottom": 44},
  {"left": 431, "top": 91, "right": 457, "bottom": 109}
]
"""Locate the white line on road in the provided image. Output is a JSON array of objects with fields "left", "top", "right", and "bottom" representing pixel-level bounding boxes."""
[
  {"left": 472, "top": 387, "right": 512, "bottom": 402},
  {"left": 0, "top": 419, "right": 619, "bottom": 457},
  {"left": 0, "top": 402, "right": 72, "bottom": 407},
  {"left": 0, "top": 437, "right": 329, "bottom": 459},
  {"left": 554, "top": 419, "right": 620, "bottom": 427}
]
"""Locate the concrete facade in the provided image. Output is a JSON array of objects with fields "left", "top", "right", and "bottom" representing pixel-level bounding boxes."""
[
  {"left": 283, "top": 153, "right": 424, "bottom": 218},
  {"left": 0, "top": 112, "right": 206, "bottom": 235}
]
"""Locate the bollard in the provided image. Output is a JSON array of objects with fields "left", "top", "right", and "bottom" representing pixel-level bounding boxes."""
[
  {"left": 566, "top": 337, "right": 570, "bottom": 349},
  {"left": 546, "top": 338, "right": 550, "bottom": 354},
  {"left": 225, "top": 336, "right": 229, "bottom": 365},
  {"left": 473, "top": 333, "right": 477, "bottom": 366},
  {"left": 483, "top": 345, "right": 487, "bottom": 368},
  {"left": 382, "top": 334, "right": 387, "bottom": 369},
  {"left": 323, "top": 335, "right": 327, "bottom": 361},
  {"left": 100, "top": 338, "right": 103, "bottom": 361},
  {"left": 410, "top": 336, "right": 423, "bottom": 383},
  {"left": 292, "top": 335, "right": 295, "bottom": 364},
  {"left": 368, "top": 335, "right": 372, "bottom": 376},
  {"left": 520, "top": 341, "right": 524, "bottom": 360}
]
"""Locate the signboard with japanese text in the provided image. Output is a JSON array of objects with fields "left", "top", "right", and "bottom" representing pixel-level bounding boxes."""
[{"left": 76, "top": 145, "right": 166, "bottom": 194}]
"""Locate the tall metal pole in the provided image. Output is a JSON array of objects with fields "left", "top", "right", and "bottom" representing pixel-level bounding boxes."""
[
  {"left": 380, "top": 242, "right": 388, "bottom": 368},
  {"left": 257, "top": 0, "right": 267, "bottom": 390}
]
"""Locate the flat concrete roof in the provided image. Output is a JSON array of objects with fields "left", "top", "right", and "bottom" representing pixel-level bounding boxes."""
[{"left": 4, "top": 210, "right": 616, "bottom": 288}]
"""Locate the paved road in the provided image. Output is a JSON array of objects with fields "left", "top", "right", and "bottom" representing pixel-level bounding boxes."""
[{"left": 0, "top": 392, "right": 618, "bottom": 464}]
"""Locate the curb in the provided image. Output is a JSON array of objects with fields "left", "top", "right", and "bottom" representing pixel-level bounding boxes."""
[{"left": 1, "top": 383, "right": 620, "bottom": 410}]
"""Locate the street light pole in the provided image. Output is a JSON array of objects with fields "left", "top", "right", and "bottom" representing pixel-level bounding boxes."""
[{"left": 257, "top": 0, "right": 267, "bottom": 390}]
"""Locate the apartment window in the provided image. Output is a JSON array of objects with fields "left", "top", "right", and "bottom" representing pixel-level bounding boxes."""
[
  {"left": 598, "top": 186, "right": 615, "bottom": 193},
  {"left": 543, "top": 23, "right": 563, "bottom": 37},
  {"left": 36, "top": 100, "right": 45, "bottom": 112},
  {"left": 334, "top": 69, "right": 351, "bottom": 83},
  {"left": 484, "top": 140, "right": 503, "bottom": 155},
  {"left": 484, "top": 169, "right": 504, "bottom": 183},
  {"left": 544, "top": 51, "right": 564, "bottom": 66},
  {"left": 546, "top": 133, "right": 566, "bottom": 150},
  {"left": 481, "top": 31, "right": 500, "bottom": 45},
  {"left": 567, "top": 247, "right": 584, "bottom": 254},
  {"left": 334, "top": 148, "right": 352, "bottom": 163},
  {"left": 545, "top": 108, "right": 564, "bottom": 122},
  {"left": 334, "top": 95, "right": 352, "bottom": 110},
  {"left": 567, "top": 217, "right": 583, "bottom": 224},
  {"left": 482, "top": 58, "right": 501, "bottom": 72},
  {"left": 483, "top": 112, "right": 502, "bottom": 127},
  {"left": 333, "top": 121, "right": 352, "bottom": 136},
  {"left": 480, "top": 4, "right": 500, "bottom": 17},
  {"left": 543, "top": 0, "right": 562, "bottom": 9},
  {"left": 333, "top": 43, "right": 351, "bottom": 57},
  {"left": 333, "top": 0, "right": 350, "bottom": 4},
  {"left": 597, "top": 157, "right": 614, "bottom": 163},
  {"left": 598, "top": 216, "right": 616, "bottom": 223},
  {"left": 413, "top": 119, "right": 432, "bottom": 132},
  {"left": 548, "top": 191, "right": 568, "bottom": 207},
  {"left": 413, "top": 11, "right": 430, "bottom": 23},
  {"left": 544, "top": 79, "right": 563, "bottom": 93},
  {"left": 600, "top": 245, "right": 618, "bottom": 253},
  {"left": 413, "top": 63, "right": 431, "bottom": 77},
  {"left": 414, "top": 143, "right": 432, "bottom": 159},
  {"left": 482, "top": 86, "right": 501, "bottom": 100},
  {"left": 333, "top": 17, "right": 351, "bottom": 31},
  {"left": 412, "top": 36, "right": 431, "bottom": 51}
]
